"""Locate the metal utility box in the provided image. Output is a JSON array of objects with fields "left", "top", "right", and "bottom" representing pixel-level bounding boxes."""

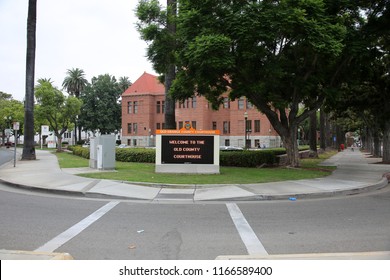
[{"left": 89, "top": 135, "right": 115, "bottom": 170}]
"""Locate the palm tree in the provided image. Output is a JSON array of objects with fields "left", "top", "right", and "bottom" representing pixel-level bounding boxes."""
[
  {"left": 118, "top": 76, "right": 132, "bottom": 93},
  {"left": 22, "top": 0, "right": 37, "bottom": 160},
  {"left": 62, "top": 68, "right": 87, "bottom": 98},
  {"left": 62, "top": 68, "right": 87, "bottom": 142}
]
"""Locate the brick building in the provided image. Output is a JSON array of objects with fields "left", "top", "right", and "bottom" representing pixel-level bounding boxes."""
[{"left": 121, "top": 72, "right": 281, "bottom": 148}]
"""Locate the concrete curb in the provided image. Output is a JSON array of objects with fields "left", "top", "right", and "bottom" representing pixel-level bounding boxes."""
[
  {"left": 0, "top": 176, "right": 389, "bottom": 202},
  {"left": 0, "top": 249, "right": 73, "bottom": 260},
  {"left": 216, "top": 251, "right": 390, "bottom": 260}
]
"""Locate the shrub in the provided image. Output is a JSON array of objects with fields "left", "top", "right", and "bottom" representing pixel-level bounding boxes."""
[
  {"left": 116, "top": 148, "right": 155, "bottom": 163},
  {"left": 69, "top": 145, "right": 90, "bottom": 159},
  {"left": 67, "top": 146, "right": 281, "bottom": 167},
  {"left": 220, "top": 150, "right": 278, "bottom": 167}
]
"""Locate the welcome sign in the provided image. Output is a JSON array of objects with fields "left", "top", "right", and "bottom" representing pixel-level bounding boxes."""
[{"left": 155, "top": 123, "right": 220, "bottom": 174}]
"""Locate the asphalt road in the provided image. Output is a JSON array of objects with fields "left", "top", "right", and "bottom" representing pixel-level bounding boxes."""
[
  {"left": 0, "top": 184, "right": 389, "bottom": 259},
  {"left": 0, "top": 148, "right": 13, "bottom": 166}
]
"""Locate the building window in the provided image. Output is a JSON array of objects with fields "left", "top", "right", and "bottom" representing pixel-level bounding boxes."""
[
  {"left": 178, "top": 121, "right": 183, "bottom": 129},
  {"left": 223, "top": 97, "right": 230, "bottom": 109},
  {"left": 254, "top": 120, "right": 260, "bottom": 133},
  {"left": 133, "top": 101, "right": 138, "bottom": 114},
  {"left": 192, "top": 97, "right": 197, "bottom": 108},
  {"left": 255, "top": 139, "right": 260, "bottom": 148},
  {"left": 132, "top": 139, "right": 137, "bottom": 146},
  {"left": 223, "top": 121, "right": 230, "bottom": 134},
  {"left": 212, "top": 121, "right": 217, "bottom": 130},
  {"left": 238, "top": 97, "right": 244, "bottom": 110},
  {"left": 133, "top": 123, "right": 138, "bottom": 134},
  {"left": 156, "top": 101, "right": 161, "bottom": 114},
  {"left": 128, "top": 102, "right": 132, "bottom": 114},
  {"left": 156, "top": 123, "right": 161, "bottom": 130},
  {"left": 162, "top": 101, "right": 165, "bottom": 113},
  {"left": 246, "top": 99, "right": 254, "bottom": 109},
  {"left": 246, "top": 119, "right": 252, "bottom": 133},
  {"left": 127, "top": 123, "right": 132, "bottom": 134},
  {"left": 225, "top": 139, "right": 230, "bottom": 146},
  {"left": 191, "top": 121, "right": 196, "bottom": 129}
]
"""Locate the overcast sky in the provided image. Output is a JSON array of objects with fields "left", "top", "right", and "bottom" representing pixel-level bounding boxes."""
[{"left": 0, "top": 0, "right": 158, "bottom": 101}]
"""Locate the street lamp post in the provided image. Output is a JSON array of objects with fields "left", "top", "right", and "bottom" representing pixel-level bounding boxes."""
[{"left": 244, "top": 111, "right": 248, "bottom": 149}]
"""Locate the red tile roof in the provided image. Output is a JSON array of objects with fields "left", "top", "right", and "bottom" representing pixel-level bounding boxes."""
[{"left": 122, "top": 72, "right": 164, "bottom": 96}]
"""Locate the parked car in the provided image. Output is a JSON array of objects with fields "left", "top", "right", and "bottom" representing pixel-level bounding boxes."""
[
  {"left": 220, "top": 146, "right": 244, "bottom": 151},
  {"left": 117, "top": 144, "right": 128, "bottom": 148},
  {"left": 4, "top": 142, "right": 14, "bottom": 148}
]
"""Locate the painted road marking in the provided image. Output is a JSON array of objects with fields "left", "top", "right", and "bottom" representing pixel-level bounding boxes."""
[
  {"left": 35, "top": 201, "right": 120, "bottom": 253},
  {"left": 226, "top": 203, "right": 268, "bottom": 255}
]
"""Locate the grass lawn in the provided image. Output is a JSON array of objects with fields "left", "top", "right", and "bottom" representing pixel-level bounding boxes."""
[{"left": 55, "top": 150, "right": 337, "bottom": 185}]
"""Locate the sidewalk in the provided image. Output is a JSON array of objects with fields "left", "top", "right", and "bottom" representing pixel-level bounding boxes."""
[{"left": 0, "top": 148, "right": 389, "bottom": 202}]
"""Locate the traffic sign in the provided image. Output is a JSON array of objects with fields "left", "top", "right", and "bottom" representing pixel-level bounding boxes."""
[{"left": 13, "top": 122, "right": 20, "bottom": 130}]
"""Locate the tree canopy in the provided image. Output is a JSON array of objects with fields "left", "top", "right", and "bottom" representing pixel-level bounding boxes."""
[
  {"left": 62, "top": 68, "right": 88, "bottom": 98},
  {"left": 136, "top": 0, "right": 178, "bottom": 129},
  {"left": 35, "top": 80, "right": 82, "bottom": 151},
  {"left": 330, "top": 0, "right": 390, "bottom": 161},
  {"left": 169, "top": 0, "right": 354, "bottom": 166},
  {"left": 78, "top": 74, "right": 122, "bottom": 135}
]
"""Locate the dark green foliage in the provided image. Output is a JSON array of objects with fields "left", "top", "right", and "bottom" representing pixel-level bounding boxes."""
[
  {"left": 220, "top": 150, "right": 279, "bottom": 168},
  {"left": 68, "top": 146, "right": 282, "bottom": 167},
  {"left": 78, "top": 74, "right": 122, "bottom": 134},
  {"left": 115, "top": 148, "right": 156, "bottom": 163}
]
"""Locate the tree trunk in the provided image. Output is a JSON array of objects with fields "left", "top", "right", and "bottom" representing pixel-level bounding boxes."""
[
  {"left": 309, "top": 110, "right": 318, "bottom": 157},
  {"left": 164, "top": 0, "right": 177, "bottom": 129},
  {"left": 326, "top": 114, "right": 333, "bottom": 148},
  {"left": 336, "top": 124, "right": 344, "bottom": 150},
  {"left": 319, "top": 109, "right": 326, "bottom": 150},
  {"left": 373, "top": 130, "right": 381, "bottom": 158},
  {"left": 164, "top": 64, "right": 176, "bottom": 129},
  {"left": 78, "top": 126, "right": 82, "bottom": 143},
  {"left": 367, "top": 128, "right": 374, "bottom": 154},
  {"left": 54, "top": 133, "right": 63, "bottom": 152},
  {"left": 382, "top": 119, "right": 390, "bottom": 163},
  {"left": 22, "top": 0, "right": 37, "bottom": 160},
  {"left": 282, "top": 126, "right": 300, "bottom": 167}
]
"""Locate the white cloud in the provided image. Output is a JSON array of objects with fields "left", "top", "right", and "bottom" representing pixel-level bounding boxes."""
[{"left": 0, "top": 0, "right": 156, "bottom": 101}]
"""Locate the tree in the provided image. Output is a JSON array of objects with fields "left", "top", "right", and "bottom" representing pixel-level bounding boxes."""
[
  {"left": 22, "top": 0, "right": 37, "bottom": 160},
  {"left": 62, "top": 68, "right": 88, "bottom": 98},
  {"left": 136, "top": 0, "right": 177, "bottom": 129},
  {"left": 118, "top": 76, "right": 132, "bottom": 93},
  {"left": 0, "top": 97, "right": 24, "bottom": 145},
  {"left": 35, "top": 80, "right": 82, "bottom": 152},
  {"left": 78, "top": 74, "right": 122, "bottom": 135},
  {"left": 330, "top": 0, "right": 389, "bottom": 162},
  {"left": 62, "top": 68, "right": 88, "bottom": 142},
  {"left": 171, "top": 0, "right": 349, "bottom": 166},
  {"left": 0, "top": 91, "right": 13, "bottom": 100}
]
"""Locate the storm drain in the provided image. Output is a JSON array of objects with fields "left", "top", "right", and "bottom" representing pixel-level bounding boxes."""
[
  {"left": 153, "top": 188, "right": 195, "bottom": 201},
  {"left": 155, "top": 193, "right": 194, "bottom": 199}
]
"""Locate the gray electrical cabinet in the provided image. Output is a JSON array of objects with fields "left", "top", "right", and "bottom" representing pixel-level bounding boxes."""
[{"left": 89, "top": 135, "right": 115, "bottom": 170}]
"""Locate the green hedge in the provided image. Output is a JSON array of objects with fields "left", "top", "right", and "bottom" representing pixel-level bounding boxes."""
[
  {"left": 68, "top": 145, "right": 90, "bottom": 159},
  {"left": 220, "top": 150, "right": 278, "bottom": 167},
  {"left": 67, "top": 146, "right": 281, "bottom": 167},
  {"left": 116, "top": 148, "right": 155, "bottom": 163}
]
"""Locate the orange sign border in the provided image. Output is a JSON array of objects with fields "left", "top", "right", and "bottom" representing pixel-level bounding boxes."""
[{"left": 156, "top": 128, "right": 220, "bottom": 135}]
